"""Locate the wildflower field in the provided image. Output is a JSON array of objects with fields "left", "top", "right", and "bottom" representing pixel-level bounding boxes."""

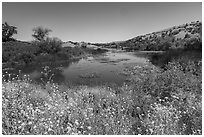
[{"left": 2, "top": 56, "right": 202, "bottom": 135}]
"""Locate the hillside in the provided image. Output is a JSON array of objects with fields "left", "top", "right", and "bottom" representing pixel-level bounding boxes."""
[
  {"left": 93, "top": 21, "right": 202, "bottom": 51},
  {"left": 62, "top": 41, "right": 99, "bottom": 49}
]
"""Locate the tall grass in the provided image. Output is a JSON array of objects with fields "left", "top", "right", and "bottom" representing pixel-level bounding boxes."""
[{"left": 2, "top": 57, "right": 202, "bottom": 135}]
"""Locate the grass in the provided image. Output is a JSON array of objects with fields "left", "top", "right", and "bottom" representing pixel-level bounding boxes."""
[{"left": 2, "top": 54, "right": 202, "bottom": 135}]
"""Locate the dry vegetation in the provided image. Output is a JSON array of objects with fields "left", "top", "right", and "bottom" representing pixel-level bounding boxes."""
[{"left": 2, "top": 56, "right": 202, "bottom": 135}]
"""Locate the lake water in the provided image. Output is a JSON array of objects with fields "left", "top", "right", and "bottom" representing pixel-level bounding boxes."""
[{"left": 3, "top": 50, "right": 151, "bottom": 86}]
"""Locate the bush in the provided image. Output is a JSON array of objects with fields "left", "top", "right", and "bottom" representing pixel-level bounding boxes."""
[
  {"left": 15, "top": 52, "right": 35, "bottom": 64},
  {"left": 2, "top": 41, "right": 37, "bottom": 63},
  {"left": 158, "top": 41, "right": 171, "bottom": 51},
  {"left": 184, "top": 37, "right": 202, "bottom": 50},
  {"left": 33, "top": 37, "right": 63, "bottom": 54},
  {"left": 56, "top": 50, "right": 71, "bottom": 59},
  {"left": 171, "top": 29, "right": 179, "bottom": 35}
]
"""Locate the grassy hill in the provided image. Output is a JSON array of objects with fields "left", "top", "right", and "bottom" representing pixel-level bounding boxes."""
[{"left": 93, "top": 21, "right": 202, "bottom": 51}]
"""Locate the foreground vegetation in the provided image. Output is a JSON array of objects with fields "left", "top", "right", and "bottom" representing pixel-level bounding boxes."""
[{"left": 2, "top": 54, "right": 202, "bottom": 135}]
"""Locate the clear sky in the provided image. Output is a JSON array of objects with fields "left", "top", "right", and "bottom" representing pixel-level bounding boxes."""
[{"left": 2, "top": 2, "right": 202, "bottom": 43}]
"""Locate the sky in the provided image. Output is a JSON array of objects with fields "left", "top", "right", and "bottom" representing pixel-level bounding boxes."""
[{"left": 2, "top": 2, "right": 202, "bottom": 43}]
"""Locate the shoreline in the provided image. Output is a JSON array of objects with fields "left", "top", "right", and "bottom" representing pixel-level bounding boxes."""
[{"left": 2, "top": 49, "right": 106, "bottom": 70}]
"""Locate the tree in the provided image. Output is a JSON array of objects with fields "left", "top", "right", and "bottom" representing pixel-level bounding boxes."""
[
  {"left": 32, "top": 26, "right": 52, "bottom": 41},
  {"left": 2, "top": 22, "right": 17, "bottom": 42}
]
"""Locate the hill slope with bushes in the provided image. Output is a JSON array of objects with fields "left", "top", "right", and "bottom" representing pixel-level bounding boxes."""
[{"left": 94, "top": 21, "right": 202, "bottom": 51}]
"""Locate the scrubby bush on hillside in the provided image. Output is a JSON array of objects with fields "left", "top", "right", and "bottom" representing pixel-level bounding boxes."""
[
  {"left": 158, "top": 41, "right": 171, "bottom": 51},
  {"left": 15, "top": 52, "right": 35, "bottom": 64},
  {"left": 184, "top": 37, "right": 202, "bottom": 50},
  {"left": 80, "top": 42, "right": 87, "bottom": 48},
  {"left": 2, "top": 41, "right": 37, "bottom": 64},
  {"left": 171, "top": 29, "right": 179, "bottom": 35},
  {"left": 110, "top": 21, "right": 202, "bottom": 51},
  {"left": 184, "top": 33, "right": 191, "bottom": 39}
]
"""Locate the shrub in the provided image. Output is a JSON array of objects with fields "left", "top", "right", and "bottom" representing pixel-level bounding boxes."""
[
  {"left": 184, "top": 37, "right": 202, "bottom": 50},
  {"left": 184, "top": 33, "right": 191, "bottom": 39},
  {"left": 56, "top": 50, "right": 71, "bottom": 59},
  {"left": 158, "top": 41, "right": 171, "bottom": 51},
  {"left": 16, "top": 52, "right": 35, "bottom": 64},
  {"left": 33, "top": 37, "right": 63, "bottom": 54},
  {"left": 2, "top": 41, "right": 37, "bottom": 63},
  {"left": 171, "top": 29, "right": 179, "bottom": 35}
]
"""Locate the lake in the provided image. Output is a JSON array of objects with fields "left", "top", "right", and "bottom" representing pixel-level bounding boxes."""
[{"left": 3, "top": 50, "right": 152, "bottom": 86}]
